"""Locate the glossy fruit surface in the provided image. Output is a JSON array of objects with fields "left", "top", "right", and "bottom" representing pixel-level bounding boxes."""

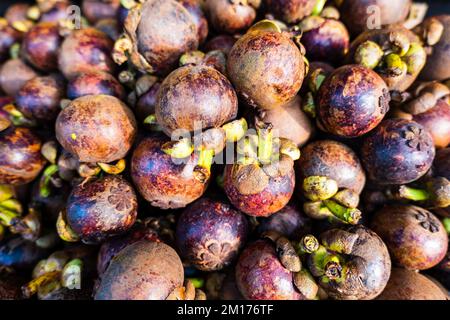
[
  {"left": 413, "top": 99, "right": 450, "bottom": 149},
  {"left": 67, "top": 72, "right": 125, "bottom": 100},
  {"left": 317, "top": 65, "right": 390, "bottom": 138},
  {"left": 0, "top": 59, "right": 37, "bottom": 97},
  {"left": 176, "top": 198, "right": 248, "bottom": 271},
  {"left": 371, "top": 205, "right": 448, "bottom": 270},
  {"left": 361, "top": 119, "right": 435, "bottom": 185},
  {"left": 66, "top": 175, "right": 138, "bottom": 243}
]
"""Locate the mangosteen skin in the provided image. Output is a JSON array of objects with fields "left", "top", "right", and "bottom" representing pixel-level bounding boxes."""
[
  {"left": 16, "top": 75, "right": 64, "bottom": 124},
  {"left": 55, "top": 94, "right": 137, "bottom": 163},
  {"left": 258, "top": 96, "right": 314, "bottom": 147},
  {"left": 257, "top": 204, "right": 312, "bottom": 240},
  {"left": 66, "top": 175, "right": 138, "bottom": 244},
  {"left": 0, "top": 237, "right": 49, "bottom": 269},
  {"left": 0, "top": 127, "right": 45, "bottom": 185},
  {"left": 297, "top": 140, "right": 366, "bottom": 193},
  {"left": 21, "top": 22, "right": 62, "bottom": 71},
  {"left": 131, "top": 135, "right": 209, "bottom": 209},
  {"left": 58, "top": 28, "right": 115, "bottom": 80},
  {"left": 435, "top": 148, "right": 450, "bottom": 180},
  {"left": 0, "top": 23, "right": 20, "bottom": 63},
  {"left": 67, "top": 72, "right": 125, "bottom": 100},
  {"left": 317, "top": 65, "right": 390, "bottom": 138},
  {"left": 371, "top": 205, "right": 448, "bottom": 270},
  {"left": 204, "top": 35, "right": 237, "bottom": 56},
  {"left": 0, "top": 59, "right": 38, "bottom": 97},
  {"left": 179, "top": 0, "right": 209, "bottom": 44},
  {"left": 124, "top": 0, "right": 198, "bottom": 75},
  {"left": 316, "top": 225, "right": 392, "bottom": 300},
  {"left": 176, "top": 198, "right": 249, "bottom": 271},
  {"left": 95, "top": 241, "right": 184, "bottom": 300},
  {"left": 155, "top": 64, "right": 238, "bottom": 135},
  {"left": 136, "top": 82, "right": 161, "bottom": 121},
  {"left": 235, "top": 239, "right": 303, "bottom": 300},
  {"left": 204, "top": 0, "right": 257, "bottom": 34},
  {"left": 413, "top": 98, "right": 450, "bottom": 149},
  {"left": 361, "top": 119, "right": 436, "bottom": 185},
  {"left": 82, "top": 0, "right": 121, "bottom": 24},
  {"left": 302, "top": 19, "right": 350, "bottom": 65},
  {"left": 227, "top": 29, "right": 305, "bottom": 110},
  {"left": 223, "top": 163, "right": 296, "bottom": 217},
  {"left": 421, "top": 15, "right": 450, "bottom": 81},
  {"left": 265, "top": 0, "right": 317, "bottom": 24},
  {"left": 339, "top": 0, "right": 411, "bottom": 36},
  {"left": 39, "top": 2, "right": 71, "bottom": 23},
  {"left": 377, "top": 268, "right": 448, "bottom": 300}
]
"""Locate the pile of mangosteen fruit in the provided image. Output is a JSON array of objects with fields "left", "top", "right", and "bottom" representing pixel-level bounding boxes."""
[{"left": 0, "top": 0, "right": 449, "bottom": 301}]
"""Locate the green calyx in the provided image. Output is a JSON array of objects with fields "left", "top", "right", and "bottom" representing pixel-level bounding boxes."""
[
  {"left": 399, "top": 177, "right": 450, "bottom": 208},
  {"left": 402, "top": 43, "right": 427, "bottom": 75},
  {"left": 248, "top": 19, "right": 282, "bottom": 34},
  {"left": 354, "top": 41, "right": 384, "bottom": 70},
  {"left": 311, "top": 0, "right": 327, "bottom": 16},
  {"left": 303, "top": 176, "right": 338, "bottom": 201},
  {"left": 443, "top": 218, "right": 450, "bottom": 235},
  {"left": 384, "top": 53, "right": 407, "bottom": 77},
  {"left": 302, "top": 92, "right": 317, "bottom": 118},
  {"left": 39, "top": 165, "right": 59, "bottom": 198}
]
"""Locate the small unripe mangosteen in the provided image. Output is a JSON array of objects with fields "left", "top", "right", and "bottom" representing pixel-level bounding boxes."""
[
  {"left": 156, "top": 63, "right": 238, "bottom": 135},
  {"left": 264, "top": 0, "right": 317, "bottom": 24},
  {"left": 297, "top": 140, "right": 366, "bottom": 194},
  {"left": 82, "top": 0, "right": 121, "bottom": 24},
  {"left": 0, "top": 126, "right": 45, "bottom": 185},
  {"left": 338, "top": 0, "right": 412, "bottom": 36},
  {"left": 131, "top": 135, "right": 209, "bottom": 209},
  {"left": 58, "top": 28, "right": 115, "bottom": 80},
  {"left": 67, "top": 71, "right": 125, "bottom": 100},
  {"left": 55, "top": 94, "right": 137, "bottom": 163},
  {"left": 0, "top": 59, "right": 38, "bottom": 97},
  {"left": 16, "top": 75, "right": 65, "bottom": 124},
  {"left": 316, "top": 64, "right": 390, "bottom": 138},
  {"left": 377, "top": 268, "right": 448, "bottom": 300},
  {"left": 95, "top": 241, "right": 184, "bottom": 300},
  {"left": 420, "top": 15, "right": 450, "bottom": 81},
  {"left": 227, "top": 20, "right": 306, "bottom": 110},
  {"left": 66, "top": 175, "right": 138, "bottom": 244},
  {"left": 176, "top": 198, "right": 249, "bottom": 271},
  {"left": 116, "top": 0, "right": 199, "bottom": 75},
  {"left": 371, "top": 205, "right": 448, "bottom": 270},
  {"left": 256, "top": 96, "right": 314, "bottom": 147},
  {"left": 361, "top": 119, "right": 435, "bottom": 185},
  {"left": 308, "top": 225, "right": 391, "bottom": 300},
  {"left": 300, "top": 16, "right": 350, "bottom": 65},
  {"left": 204, "top": 0, "right": 258, "bottom": 34},
  {"left": 236, "top": 239, "right": 303, "bottom": 300},
  {"left": 21, "top": 22, "right": 62, "bottom": 71}
]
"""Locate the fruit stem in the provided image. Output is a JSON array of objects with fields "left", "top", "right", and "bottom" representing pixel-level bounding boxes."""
[
  {"left": 22, "top": 271, "right": 61, "bottom": 298},
  {"left": 443, "top": 218, "right": 450, "bottom": 235},
  {"left": 322, "top": 199, "right": 361, "bottom": 224},
  {"left": 256, "top": 122, "right": 273, "bottom": 165},
  {"left": 311, "top": 0, "right": 327, "bottom": 16},
  {"left": 39, "top": 164, "right": 59, "bottom": 198},
  {"left": 296, "top": 234, "right": 320, "bottom": 255},
  {"left": 222, "top": 118, "right": 248, "bottom": 143},
  {"left": 398, "top": 185, "right": 430, "bottom": 201},
  {"left": 61, "top": 259, "right": 83, "bottom": 290}
]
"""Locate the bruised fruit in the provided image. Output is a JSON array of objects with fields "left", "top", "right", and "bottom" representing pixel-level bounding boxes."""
[
  {"left": 377, "top": 268, "right": 448, "bottom": 300},
  {"left": 66, "top": 175, "right": 138, "bottom": 243},
  {"left": 95, "top": 241, "right": 184, "bottom": 300},
  {"left": 58, "top": 28, "right": 115, "bottom": 80},
  {"left": 176, "top": 198, "right": 248, "bottom": 271},
  {"left": 156, "top": 62, "right": 238, "bottom": 135},
  {"left": 371, "top": 205, "right": 448, "bottom": 270},
  {"left": 227, "top": 20, "right": 306, "bottom": 110},
  {"left": 361, "top": 119, "right": 435, "bottom": 185},
  {"left": 316, "top": 65, "right": 390, "bottom": 138},
  {"left": 236, "top": 239, "right": 303, "bottom": 300},
  {"left": 131, "top": 135, "right": 209, "bottom": 209},
  {"left": 55, "top": 95, "right": 137, "bottom": 163},
  {"left": 0, "top": 127, "right": 45, "bottom": 185},
  {"left": 21, "top": 22, "right": 62, "bottom": 71},
  {"left": 16, "top": 75, "right": 64, "bottom": 124}
]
